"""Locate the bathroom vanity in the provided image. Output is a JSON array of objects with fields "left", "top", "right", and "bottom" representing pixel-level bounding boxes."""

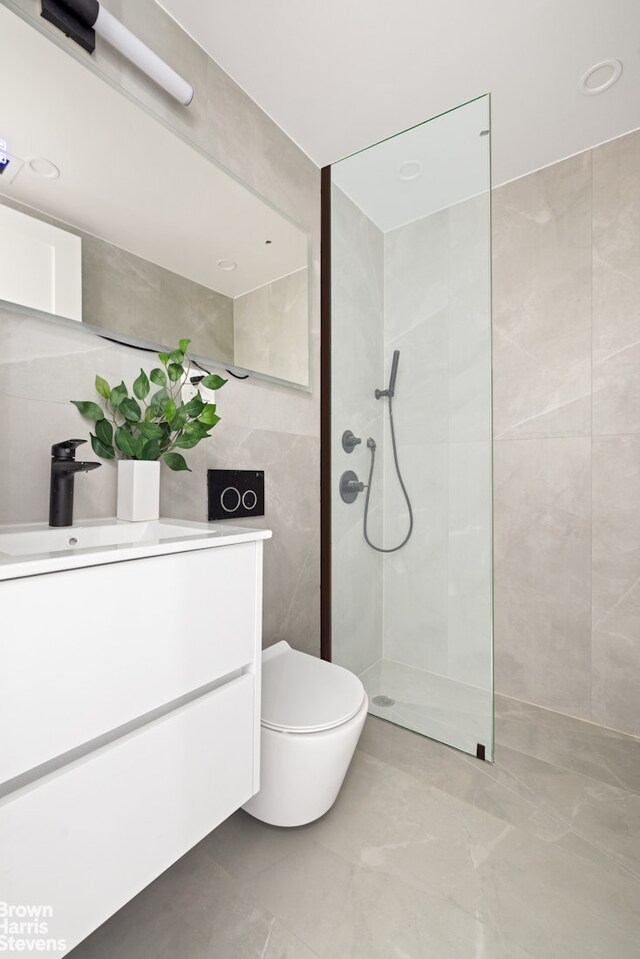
[{"left": 0, "top": 519, "right": 271, "bottom": 955}]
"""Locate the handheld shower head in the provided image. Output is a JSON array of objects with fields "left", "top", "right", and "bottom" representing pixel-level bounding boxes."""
[
  {"left": 388, "top": 350, "right": 400, "bottom": 397},
  {"left": 375, "top": 350, "right": 401, "bottom": 399}
]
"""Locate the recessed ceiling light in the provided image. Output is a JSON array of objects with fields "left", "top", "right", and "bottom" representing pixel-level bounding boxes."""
[
  {"left": 396, "top": 160, "right": 422, "bottom": 182},
  {"left": 26, "top": 156, "right": 60, "bottom": 179},
  {"left": 217, "top": 259, "right": 237, "bottom": 271},
  {"left": 579, "top": 59, "right": 623, "bottom": 96}
]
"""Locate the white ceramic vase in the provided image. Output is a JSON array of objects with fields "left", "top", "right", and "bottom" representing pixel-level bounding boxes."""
[{"left": 116, "top": 460, "right": 160, "bottom": 522}]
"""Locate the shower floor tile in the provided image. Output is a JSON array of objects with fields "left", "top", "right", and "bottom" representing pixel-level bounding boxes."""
[
  {"left": 360, "top": 657, "right": 492, "bottom": 757},
  {"left": 69, "top": 698, "right": 640, "bottom": 959}
]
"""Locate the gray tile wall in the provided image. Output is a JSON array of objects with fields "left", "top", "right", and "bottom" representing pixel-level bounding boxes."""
[
  {"left": 330, "top": 187, "right": 384, "bottom": 676},
  {"left": 0, "top": 0, "right": 320, "bottom": 656},
  {"left": 493, "top": 129, "right": 640, "bottom": 735},
  {"left": 383, "top": 194, "right": 492, "bottom": 692}
]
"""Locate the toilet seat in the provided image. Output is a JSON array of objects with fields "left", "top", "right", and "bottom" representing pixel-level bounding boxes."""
[{"left": 261, "top": 641, "right": 366, "bottom": 734}]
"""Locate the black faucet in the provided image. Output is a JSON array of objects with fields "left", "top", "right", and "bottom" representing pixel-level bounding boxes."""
[{"left": 49, "top": 439, "right": 101, "bottom": 528}]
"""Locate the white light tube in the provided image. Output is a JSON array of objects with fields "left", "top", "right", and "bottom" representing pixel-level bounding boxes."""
[{"left": 94, "top": 6, "right": 194, "bottom": 106}]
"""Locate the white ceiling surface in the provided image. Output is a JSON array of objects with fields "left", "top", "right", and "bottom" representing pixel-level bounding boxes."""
[
  {"left": 331, "top": 96, "right": 490, "bottom": 232},
  {"left": 158, "top": 0, "right": 640, "bottom": 184},
  {"left": 0, "top": 5, "right": 307, "bottom": 298}
]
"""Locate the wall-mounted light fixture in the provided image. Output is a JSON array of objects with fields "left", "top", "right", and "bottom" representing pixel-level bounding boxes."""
[{"left": 40, "top": 0, "right": 194, "bottom": 106}]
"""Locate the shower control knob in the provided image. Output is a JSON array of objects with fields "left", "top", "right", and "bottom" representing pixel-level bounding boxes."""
[
  {"left": 340, "top": 470, "right": 365, "bottom": 504},
  {"left": 342, "top": 430, "right": 362, "bottom": 454}
]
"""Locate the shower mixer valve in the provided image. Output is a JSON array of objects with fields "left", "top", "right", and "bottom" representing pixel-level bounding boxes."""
[{"left": 339, "top": 470, "right": 365, "bottom": 504}]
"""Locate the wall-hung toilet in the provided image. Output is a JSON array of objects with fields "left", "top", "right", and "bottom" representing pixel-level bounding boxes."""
[{"left": 242, "top": 641, "right": 368, "bottom": 827}]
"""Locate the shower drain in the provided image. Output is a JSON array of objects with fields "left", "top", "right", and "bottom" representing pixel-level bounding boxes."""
[{"left": 372, "top": 695, "right": 395, "bottom": 708}]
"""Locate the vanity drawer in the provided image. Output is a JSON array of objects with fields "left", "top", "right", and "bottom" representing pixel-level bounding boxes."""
[
  {"left": 0, "top": 673, "right": 256, "bottom": 957},
  {"left": 0, "top": 541, "right": 261, "bottom": 784}
]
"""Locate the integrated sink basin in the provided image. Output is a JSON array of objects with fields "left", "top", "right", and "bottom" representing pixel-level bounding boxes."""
[
  {"left": 0, "top": 517, "right": 271, "bottom": 580},
  {"left": 0, "top": 520, "right": 211, "bottom": 555}
]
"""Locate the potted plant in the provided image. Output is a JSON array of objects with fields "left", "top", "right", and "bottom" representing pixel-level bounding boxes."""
[{"left": 71, "top": 339, "right": 227, "bottom": 521}]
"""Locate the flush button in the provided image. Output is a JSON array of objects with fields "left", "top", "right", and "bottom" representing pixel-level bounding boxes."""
[
  {"left": 208, "top": 469, "right": 265, "bottom": 520},
  {"left": 220, "top": 487, "right": 242, "bottom": 513}
]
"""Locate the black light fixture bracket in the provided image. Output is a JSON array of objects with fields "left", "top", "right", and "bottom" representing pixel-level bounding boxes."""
[
  {"left": 40, "top": 0, "right": 98, "bottom": 54},
  {"left": 38, "top": 0, "right": 194, "bottom": 105}
]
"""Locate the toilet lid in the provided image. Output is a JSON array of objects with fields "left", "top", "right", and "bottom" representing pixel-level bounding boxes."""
[{"left": 261, "top": 641, "right": 366, "bottom": 733}]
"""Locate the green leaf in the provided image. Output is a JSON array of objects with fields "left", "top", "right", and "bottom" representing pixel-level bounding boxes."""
[
  {"left": 174, "top": 433, "right": 202, "bottom": 449},
  {"left": 140, "top": 439, "right": 161, "bottom": 461},
  {"left": 169, "top": 349, "right": 184, "bottom": 364},
  {"left": 95, "top": 375, "right": 111, "bottom": 400},
  {"left": 144, "top": 406, "right": 155, "bottom": 422},
  {"left": 110, "top": 382, "right": 128, "bottom": 409},
  {"left": 199, "top": 373, "right": 227, "bottom": 391},
  {"left": 90, "top": 433, "right": 115, "bottom": 459},
  {"left": 115, "top": 426, "right": 139, "bottom": 458},
  {"left": 150, "top": 388, "right": 169, "bottom": 419},
  {"left": 183, "top": 393, "right": 204, "bottom": 417},
  {"left": 133, "top": 369, "right": 150, "bottom": 400},
  {"left": 178, "top": 338, "right": 191, "bottom": 354},
  {"left": 169, "top": 405, "right": 189, "bottom": 432},
  {"left": 71, "top": 400, "right": 105, "bottom": 421},
  {"left": 163, "top": 452, "right": 191, "bottom": 472},
  {"left": 150, "top": 367, "right": 167, "bottom": 387},
  {"left": 95, "top": 418, "right": 113, "bottom": 446},
  {"left": 183, "top": 420, "right": 210, "bottom": 439},
  {"left": 164, "top": 398, "right": 177, "bottom": 423},
  {"left": 199, "top": 403, "right": 220, "bottom": 426},
  {"left": 167, "top": 362, "right": 184, "bottom": 383},
  {"left": 120, "top": 397, "right": 142, "bottom": 423},
  {"left": 136, "top": 421, "right": 165, "bottom": 440},
  {"left": 158, "top": 352, "right": 170, "bottom": 366}
]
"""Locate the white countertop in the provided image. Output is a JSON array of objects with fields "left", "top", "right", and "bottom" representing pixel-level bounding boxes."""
[{"left": 0, "top": 517, "right": 272, "bottom": 581}]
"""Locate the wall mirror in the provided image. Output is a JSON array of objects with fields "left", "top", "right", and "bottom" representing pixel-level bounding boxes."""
[{"left": 0, "top": 4, "right": 311, "bottom": 390}]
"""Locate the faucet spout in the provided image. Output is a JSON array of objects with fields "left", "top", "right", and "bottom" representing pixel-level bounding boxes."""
[{"left": 49, "top": 439, "right": 101, "bottom": 527}]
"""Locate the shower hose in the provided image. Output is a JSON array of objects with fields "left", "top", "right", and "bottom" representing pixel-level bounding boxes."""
[{"left": 363, "top": 395, "right": 414, "bottom": 552}]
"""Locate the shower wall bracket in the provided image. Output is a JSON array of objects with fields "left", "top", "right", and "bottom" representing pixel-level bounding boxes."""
[{"left": 342, "top": 430, "right": 362, "bottom": 454}]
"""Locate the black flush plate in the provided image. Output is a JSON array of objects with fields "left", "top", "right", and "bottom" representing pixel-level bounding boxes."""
[{"left": 208, "top": 469, "right": 265, "bottom": 521}]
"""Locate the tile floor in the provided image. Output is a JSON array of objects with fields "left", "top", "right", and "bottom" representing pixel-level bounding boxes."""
[{"left": 70, "top": 696, "right": 640, "bottom": 959}]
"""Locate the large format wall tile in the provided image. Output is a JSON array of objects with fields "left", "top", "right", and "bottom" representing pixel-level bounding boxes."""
[
  {"left": 330, "top": 188, "right": 384, "bottom": 675},
  {"left": 494, "top": 437, "right": 592, "bottom": 715},
  {"left": 493, "top": 130, "right": 640, "bottom": 735},
  {"left": 449, "top": 193, "right": 492, "bottom": 445},
  {"left": 591, "top": 434, "right": 640, "bottom": 735},
  {"left": 382, "top": 196, "right": 492, "bottom": 694},
  {"left": 492, "top": 154, "right": 592, "bottom": 440},
  {"left": 592, "top": 130, "right": 640, "bottom": 436}
]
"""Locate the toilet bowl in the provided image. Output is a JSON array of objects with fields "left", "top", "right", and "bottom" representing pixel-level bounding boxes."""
[{"left": 242, "top": 641, "right": 368, "bottom": 827}]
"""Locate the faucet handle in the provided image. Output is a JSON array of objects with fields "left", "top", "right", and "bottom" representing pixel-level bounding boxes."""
[{"left": 51, "top": 439, "right": 87, "bottom": 459}]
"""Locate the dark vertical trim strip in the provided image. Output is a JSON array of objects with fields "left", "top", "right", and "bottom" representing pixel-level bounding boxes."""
[{"left": 320, "top": 166, "right": 332, "bottom": 661}]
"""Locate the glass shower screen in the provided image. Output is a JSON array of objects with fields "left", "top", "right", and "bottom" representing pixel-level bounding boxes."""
[{"left": 329, "top": 95, "right": 493, "bottom": 759}]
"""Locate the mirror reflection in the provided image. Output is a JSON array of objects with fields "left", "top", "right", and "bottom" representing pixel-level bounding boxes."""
[{"left": 0, "top": 5, "right": 310, "bottom": 389}]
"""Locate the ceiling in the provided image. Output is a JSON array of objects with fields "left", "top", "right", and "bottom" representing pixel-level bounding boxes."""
[
  {"left": 157, "top": 0, "right": 640, "bottom": 184},
  {"left": 332, "top": 95, "right": 490, "bottom": 231}
]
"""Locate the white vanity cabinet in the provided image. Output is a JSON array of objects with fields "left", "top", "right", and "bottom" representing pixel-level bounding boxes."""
[{"left": 0, "top": 520, "right": 270, "bottom": 957}]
